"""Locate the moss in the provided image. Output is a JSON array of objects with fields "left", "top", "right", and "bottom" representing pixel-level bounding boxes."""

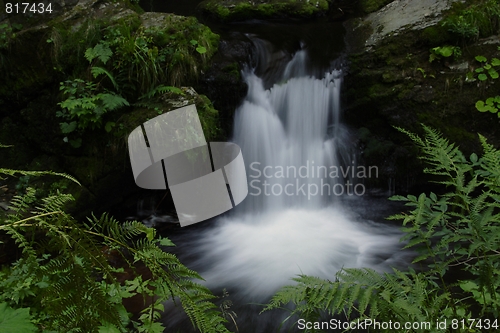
[
  {"left": 420, "top": 26, "right": 452, "bottom": 46},
  {"left": 358, "top": 0, "right": 394, "bottom": 14},
  {"left": 195, "top": 93, "right": 223, "bottom": 141},
  {"left": 382, "top": 71, "right": 400, "bottom": 83},
  {"left": 120, "top": 87, "right": 222, "bottom": 142},
  {"left": 199, "top": 0, "right": 329, "bottom": 22},
  {"left": 222, "top": 62, "right": 241, "bottom": 81}
]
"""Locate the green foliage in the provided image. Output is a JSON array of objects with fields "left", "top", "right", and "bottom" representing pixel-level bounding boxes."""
[
  {"left": 0, "top": 24, "right": 12, "bottom": 50},
  {"left": 429, "top": 45, "right": 462, "bottom": 63},
  {"left": 265, "top": 125, "right": 500, "bottom": 331},
  {"left": 0, "top": 156, "right": 231, "bottom": 332},
  {"left": 473, "top": 54, "right": 500, "bottom": 115},
  {"left": 55, "top": 15, "right": 221, "bottom": 148},
  {"left": 416, "top": 67, "right": 435, "bottom": 79},
  {"left": 102, "top": 17, "right": 218, "bottom": 92},
  {"left": 442, "top": 0, "right": 500, "bottom": 41},
  {"left": 0, "top": 302, "right": 37, "bottom": 333},
  {"left": 57, "top": 79, "right": 129, "bottom": 147},
  {"left": 85, "top": 43, "right": 113, "bottom": 64},
  {"left": 190, "top": 39, "right": 208, "bottom": 54}
]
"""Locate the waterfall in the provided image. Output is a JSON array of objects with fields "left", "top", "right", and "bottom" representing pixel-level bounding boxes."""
[
  {"left": 234, "top": 51, "right": 352, "bottom": 212},
  {"left": 181, "top": 43, "right": 408, "bottom": 299},
  {"left": 163, "top": 38, "right": 410, "bottom": 332}
]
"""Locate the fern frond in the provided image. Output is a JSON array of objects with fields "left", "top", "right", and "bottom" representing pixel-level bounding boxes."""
[
  {"left": 97, "top": 93, "right": 129, "bottom": 111},
  {"left": 0, "top": 168, "right": 80, "bottom": 185},
  {"left": 138, "top": 84, "right": 184, "bottom": 101},
  {"left": 91, "top": 66, "right": 119, "bottom": 91}
]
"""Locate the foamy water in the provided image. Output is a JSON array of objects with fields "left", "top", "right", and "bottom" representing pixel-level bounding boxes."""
[{"left": 192, "top": 206, "right": 405, "bottom": 301}]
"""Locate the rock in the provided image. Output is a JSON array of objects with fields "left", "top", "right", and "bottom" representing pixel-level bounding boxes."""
[
  {"left": 0, "top": 202, "right": 9, "bottom": 211},
  {"left": 346, "top": 0, "right": 462, "bottom": 51},
  {"left": 448, "top": 62, "right": 469, "bottom": 72},
  {"left": 198, "top": 0, "right": 330, "bottom": 22}
]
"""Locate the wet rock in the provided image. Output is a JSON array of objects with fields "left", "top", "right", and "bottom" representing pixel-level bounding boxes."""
[{"left": 199, "top": 36, "right": 253, "bottom": 137}]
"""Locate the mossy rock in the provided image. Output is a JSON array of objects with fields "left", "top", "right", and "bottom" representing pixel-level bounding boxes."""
[
  {"left": 420, "top": 25, "right": 452, "bottom": 46},
  {"left": 199, "top": 0, "right": 329, "bottom": 22},
  {"left": 358, "top": 0, "right": 394, "bottom": 14},
  {"left": 120, "top": 86, "right": 223, "bottom": 142}
]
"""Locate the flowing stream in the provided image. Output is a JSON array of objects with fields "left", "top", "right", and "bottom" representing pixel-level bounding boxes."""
[{"left": 160, "top": 36, "right": 410, "bottom": 332}]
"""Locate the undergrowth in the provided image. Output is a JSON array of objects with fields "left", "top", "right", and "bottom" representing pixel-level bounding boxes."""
[{"left": 0, "top": 144, "right": 231, "bottom": 332}]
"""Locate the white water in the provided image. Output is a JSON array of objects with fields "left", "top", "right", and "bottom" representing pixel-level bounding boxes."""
[{"left": 181, "top": 48, "right": 408, "bottom": 304}]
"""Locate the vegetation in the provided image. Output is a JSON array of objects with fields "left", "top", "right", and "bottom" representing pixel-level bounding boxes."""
[
  {"left": 442, "top": 0, "right": 500, "bottom": 42},
  {"left": 199, "top": 0, "right": 329, "bottom": 22},
  {"left": 428, "top": 45, "right": 462, "bottom": 63},
  {"left": 471, "top": 53, "right": 500, "bottom": 116},
  {"left": 265, "top": 125, "right": 500, "bottom": 332},
  {"left": 358, "top": 0, "right": 393, "bottom": 14},
  {"left": 0, "top": 145, "right": 231, "bottom": 332},
  {"left": 52, "top": 14, "right": 221, "bottom": 147}
]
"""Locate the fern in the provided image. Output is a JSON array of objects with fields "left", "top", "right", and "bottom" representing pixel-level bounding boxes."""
[
  {"left": 91, "top": 66, "right": 119, "bottom": 91},
  {"left": 138, "top": 84, "right": 184, "bottom": 101},
  {"left": 0, "top": 150, "right": 232, "bottom": 332},
  {"left": 266, "top": 126, "right": 500, "bottom": 330}
]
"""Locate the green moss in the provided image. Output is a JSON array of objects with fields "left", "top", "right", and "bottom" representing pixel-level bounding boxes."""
[
  {"left": 216, "top": 5, "right": 231, "bottom": 18},
  {"left": 359, "top": 0, "right": 393, "bottom": 14},
  {"left": 199, "top": 0, "right": 329, "bottom": 22},
  {"left": 196, "top": 94, "right": 223, "bottom": 141},
  {"left": 382, "top": 71, "right": 400, "bottom": 83},
  {"left": 222, "top": 62, "right": 241, "bottom": 81},
  {"left": 420, "top": 26, "right": 452, "bottom": 46},
  {"left": 368, "top": 83, "right": 389, "bottom": 99}
]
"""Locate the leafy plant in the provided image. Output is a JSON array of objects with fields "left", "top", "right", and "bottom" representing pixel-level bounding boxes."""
[
  {"left": 443, "top": 14, "right": 480, "bottom": 40},
  {"left": 57, "top": 79, "right": 129, "bottom": 147},
  {"left": 442, "top": 0, "right": 500, "bottom": 41},
  {"left": 473, "top": 55, "right": 500, "bottom": 115},
  {"left": 0, "top": 145, "right": 232, "bottom": 332},
  {"left": 0, "top": 302, "right": 37, "bottom": 333},
  {"left": 429, "top": 45, "right": 462, "bottom": 63},
  {"left": 474, "top": 55, "right": 500, "bottom": 81},
  {"left": 190, "top": 39, "right": 207, "bottom": 54},
  {"left": 416, "top": 67, "right": 435, "bottom": 79},
  {"left": 265, "top": 125, "right": 500, "bottom": 331},
  {"left": 56, "top": 16, "right": 220, "bottom": 143}
]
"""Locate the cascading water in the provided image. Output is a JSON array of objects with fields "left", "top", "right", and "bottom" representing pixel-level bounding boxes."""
[{"left": 163, "top": 38, "right": 409, "bottom": 332}]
